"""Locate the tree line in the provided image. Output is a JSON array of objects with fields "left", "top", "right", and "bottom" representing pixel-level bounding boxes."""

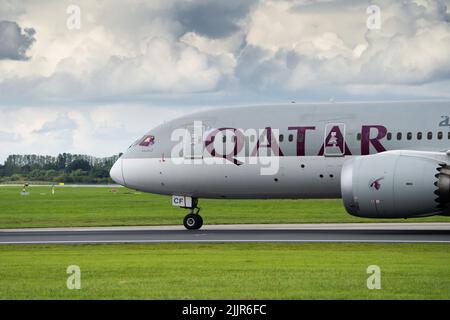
[{"left": 0, "top": 153, "right": 122, "bottom": 184}]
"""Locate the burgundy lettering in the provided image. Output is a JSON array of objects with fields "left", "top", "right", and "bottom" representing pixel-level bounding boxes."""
[
  {"left": 361, "top": 125, "right": 387, "bottom": 155},
  {"left": 288, "top": 126, "right": 315, "bottom": 156}
]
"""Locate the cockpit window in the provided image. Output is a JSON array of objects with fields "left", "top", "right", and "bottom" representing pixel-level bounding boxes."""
[
  {"left": 139, "top": 135, "right": 155, "bottom": 147},
  {"left": 128, "top": 138, "right": 141, "bottom": 149}
]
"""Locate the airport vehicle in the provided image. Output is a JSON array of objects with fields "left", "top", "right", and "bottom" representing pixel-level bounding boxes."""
[{"left": 110, "top": 101, "right": 450, "bottom": 229}]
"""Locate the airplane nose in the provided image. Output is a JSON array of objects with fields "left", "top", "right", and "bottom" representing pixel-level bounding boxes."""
[{"left": 110, "top": 158, "right": 125, "bottom": 186}]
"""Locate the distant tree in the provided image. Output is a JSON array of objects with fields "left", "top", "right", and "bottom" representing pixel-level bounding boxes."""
[
  {"left": 67, "top": 159, "right": 91, "bottom": 173},
  {"left": 1, "top": 152, "right": 120, "bottom": 183},
  {"left": 56, "top": 154, "right": 66, "bottom": 170},
  {"left": 29, "top": 169, "right": 43, "bottom": 178},
  {"left": 20, "top": 164, "right": 31, "bottom": 174},
  {"left": 10, "top": 174, "right": 22, "bottom": 181},
  {"left": 45, "top": 169, "right": 57, "bottom": 177},
  {"left": 70, "top": 169, "right": 86, "bottom": 177},
  {"left": 91, "top": 167, "right": 110, "bottom": 178},
  {"left": 61, "top": 175, "right": 74, "bottom": 183}
]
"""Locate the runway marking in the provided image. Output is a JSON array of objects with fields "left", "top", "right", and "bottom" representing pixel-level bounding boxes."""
[
  {"left": 2, "top": 223, "right": 449, "bottom": 244},
  {"left": 1, "top": 239, "right": 450, "bottom": 245},
  {"left": 2, "top": 222, "right": 450, "bottom": 232}
]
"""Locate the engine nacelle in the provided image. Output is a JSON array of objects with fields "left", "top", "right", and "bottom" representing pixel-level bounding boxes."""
[{"left": 341, "top": 151, "right": 450, "bottom": 218}]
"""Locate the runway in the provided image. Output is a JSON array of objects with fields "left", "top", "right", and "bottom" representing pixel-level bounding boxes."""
[{"left": 1, "top": 223, "right": 450, "bottom": 244}]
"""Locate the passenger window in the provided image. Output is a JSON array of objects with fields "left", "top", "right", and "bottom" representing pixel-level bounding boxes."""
[
  {"left": 387, "top": 132, "right": 392, "bottom": 140},
  {"left": 279, "top": 134, "right": 284, "bottom": 142},
  {"left": 288, "top": 134, "right": 294, "bottom": 142},
  {"left": 438, "top": 132, "right": 443, "bottom": 140},
  {"left": 448, "top": 132, "right": 450, "bottom": 140},
  {"left": 397, "top": 132, "right": 402, "bottom": 140},
  {"left": 357, "top": 133, "right": 361, "bottom": 141},
  {"left": 427, "top": 132, "right": 433, "bottom": 140},
  {"left": 417, "top": 132, "right": 422, "bottom": 140},
  {"left": 407, "top": 132, "right": 412, "bottom": 140},
  {"left": 222, "top": 135, "right": 226, "bottom": 143}
]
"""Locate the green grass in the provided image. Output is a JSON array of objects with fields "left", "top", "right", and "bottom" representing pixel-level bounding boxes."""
[
  {"left": 1, "top": 188, "right": 448, "bottom": 300},
  {"left": 1, "top": 186, "right": 449, "bottom": 228},
  {"left": 0, "top": 243, "right": 449, "bottom": 299}
]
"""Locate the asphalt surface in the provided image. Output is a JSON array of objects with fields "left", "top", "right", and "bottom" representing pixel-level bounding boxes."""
[{"left": 1, "top": 223, "right": 450, "bottom": 244}]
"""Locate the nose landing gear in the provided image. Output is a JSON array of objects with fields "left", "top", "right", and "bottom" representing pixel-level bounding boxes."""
[
  {"left": 172, "top": 196, "right": 204, "bottom": 230},
  {"left": 182, "top": 198, "right": 203, "bottom": 230}
]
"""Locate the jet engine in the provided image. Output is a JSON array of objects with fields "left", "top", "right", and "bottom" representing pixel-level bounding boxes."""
[{"left": 341, "top": 151, "right": 450, "bottom": 218}]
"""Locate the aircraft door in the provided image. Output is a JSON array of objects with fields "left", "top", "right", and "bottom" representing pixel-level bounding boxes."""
[
  {"left": 323, "top": 123, "right": 346, "bottom": 157},
  {"left": 184, "top": 121, "right": 205, "bottom": 160}
]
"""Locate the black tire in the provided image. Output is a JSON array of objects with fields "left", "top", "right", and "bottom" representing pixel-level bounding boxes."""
[{"left": 183, "top": 213, "right": 203, "bottom": 230}]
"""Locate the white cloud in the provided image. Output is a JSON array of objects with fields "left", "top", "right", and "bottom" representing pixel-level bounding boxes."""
[
  {"left": 359, "top": 0, "right": 450, "bottom": 84},
  {"left": 0, "top": 0, "right": 236, "bottom": 102},
  {"left": 2, "top": 0, "right": 450, "bottom": 101},
  {"left": 244, "top": 0, "right": 450, "bottom": 90},
  {"left": 91, "top": 37, "right": 230, "bottom": 95},
  {"left": 0, "top": 103, "right": 190, "bottom": 161}
]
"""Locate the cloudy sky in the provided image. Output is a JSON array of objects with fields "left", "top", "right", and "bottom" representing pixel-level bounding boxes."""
[{"left": 1, "top": 0, "right": 450, "bottom": 161}]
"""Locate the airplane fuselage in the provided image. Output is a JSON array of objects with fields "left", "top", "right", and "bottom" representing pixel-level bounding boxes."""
[{"left": 111, "top": 101, "right": 450, "bottom": 200}]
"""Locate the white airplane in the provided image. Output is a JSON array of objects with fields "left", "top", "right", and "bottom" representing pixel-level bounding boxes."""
[{"left": 110, "top": 101, "right": 450, "bottom": 229}]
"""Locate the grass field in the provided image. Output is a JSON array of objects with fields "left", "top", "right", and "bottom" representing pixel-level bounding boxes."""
[
  {"left": 1, "top": 186, "right": 449, "bottom": 300},
  {"left": 0, "top": 243, "right": 449, "bottom": 299},
  {"left": 1, "top": 185, "right": 450, "bottom": 228}
]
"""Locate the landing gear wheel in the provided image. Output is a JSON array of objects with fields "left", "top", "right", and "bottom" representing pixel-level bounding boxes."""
[{"left": 183, "top": 213, "right": 203, "bottom": 230}]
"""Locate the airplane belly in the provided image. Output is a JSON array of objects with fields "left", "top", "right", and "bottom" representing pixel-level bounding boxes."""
[{"left": 122, "top": 156, "right": 344, "bottom": 199}]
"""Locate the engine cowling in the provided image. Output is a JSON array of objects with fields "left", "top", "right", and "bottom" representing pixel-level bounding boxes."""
[{"left": 341, "top": 151, "right": 450, "bottom": 218}]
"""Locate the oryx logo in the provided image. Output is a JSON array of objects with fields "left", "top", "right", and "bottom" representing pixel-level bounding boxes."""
[
  {"left": 439, "top": 116, "right": 450, "bottom": 127},
  {"left": 369, "top": 177, "right": 384, "bottom": 191}
]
